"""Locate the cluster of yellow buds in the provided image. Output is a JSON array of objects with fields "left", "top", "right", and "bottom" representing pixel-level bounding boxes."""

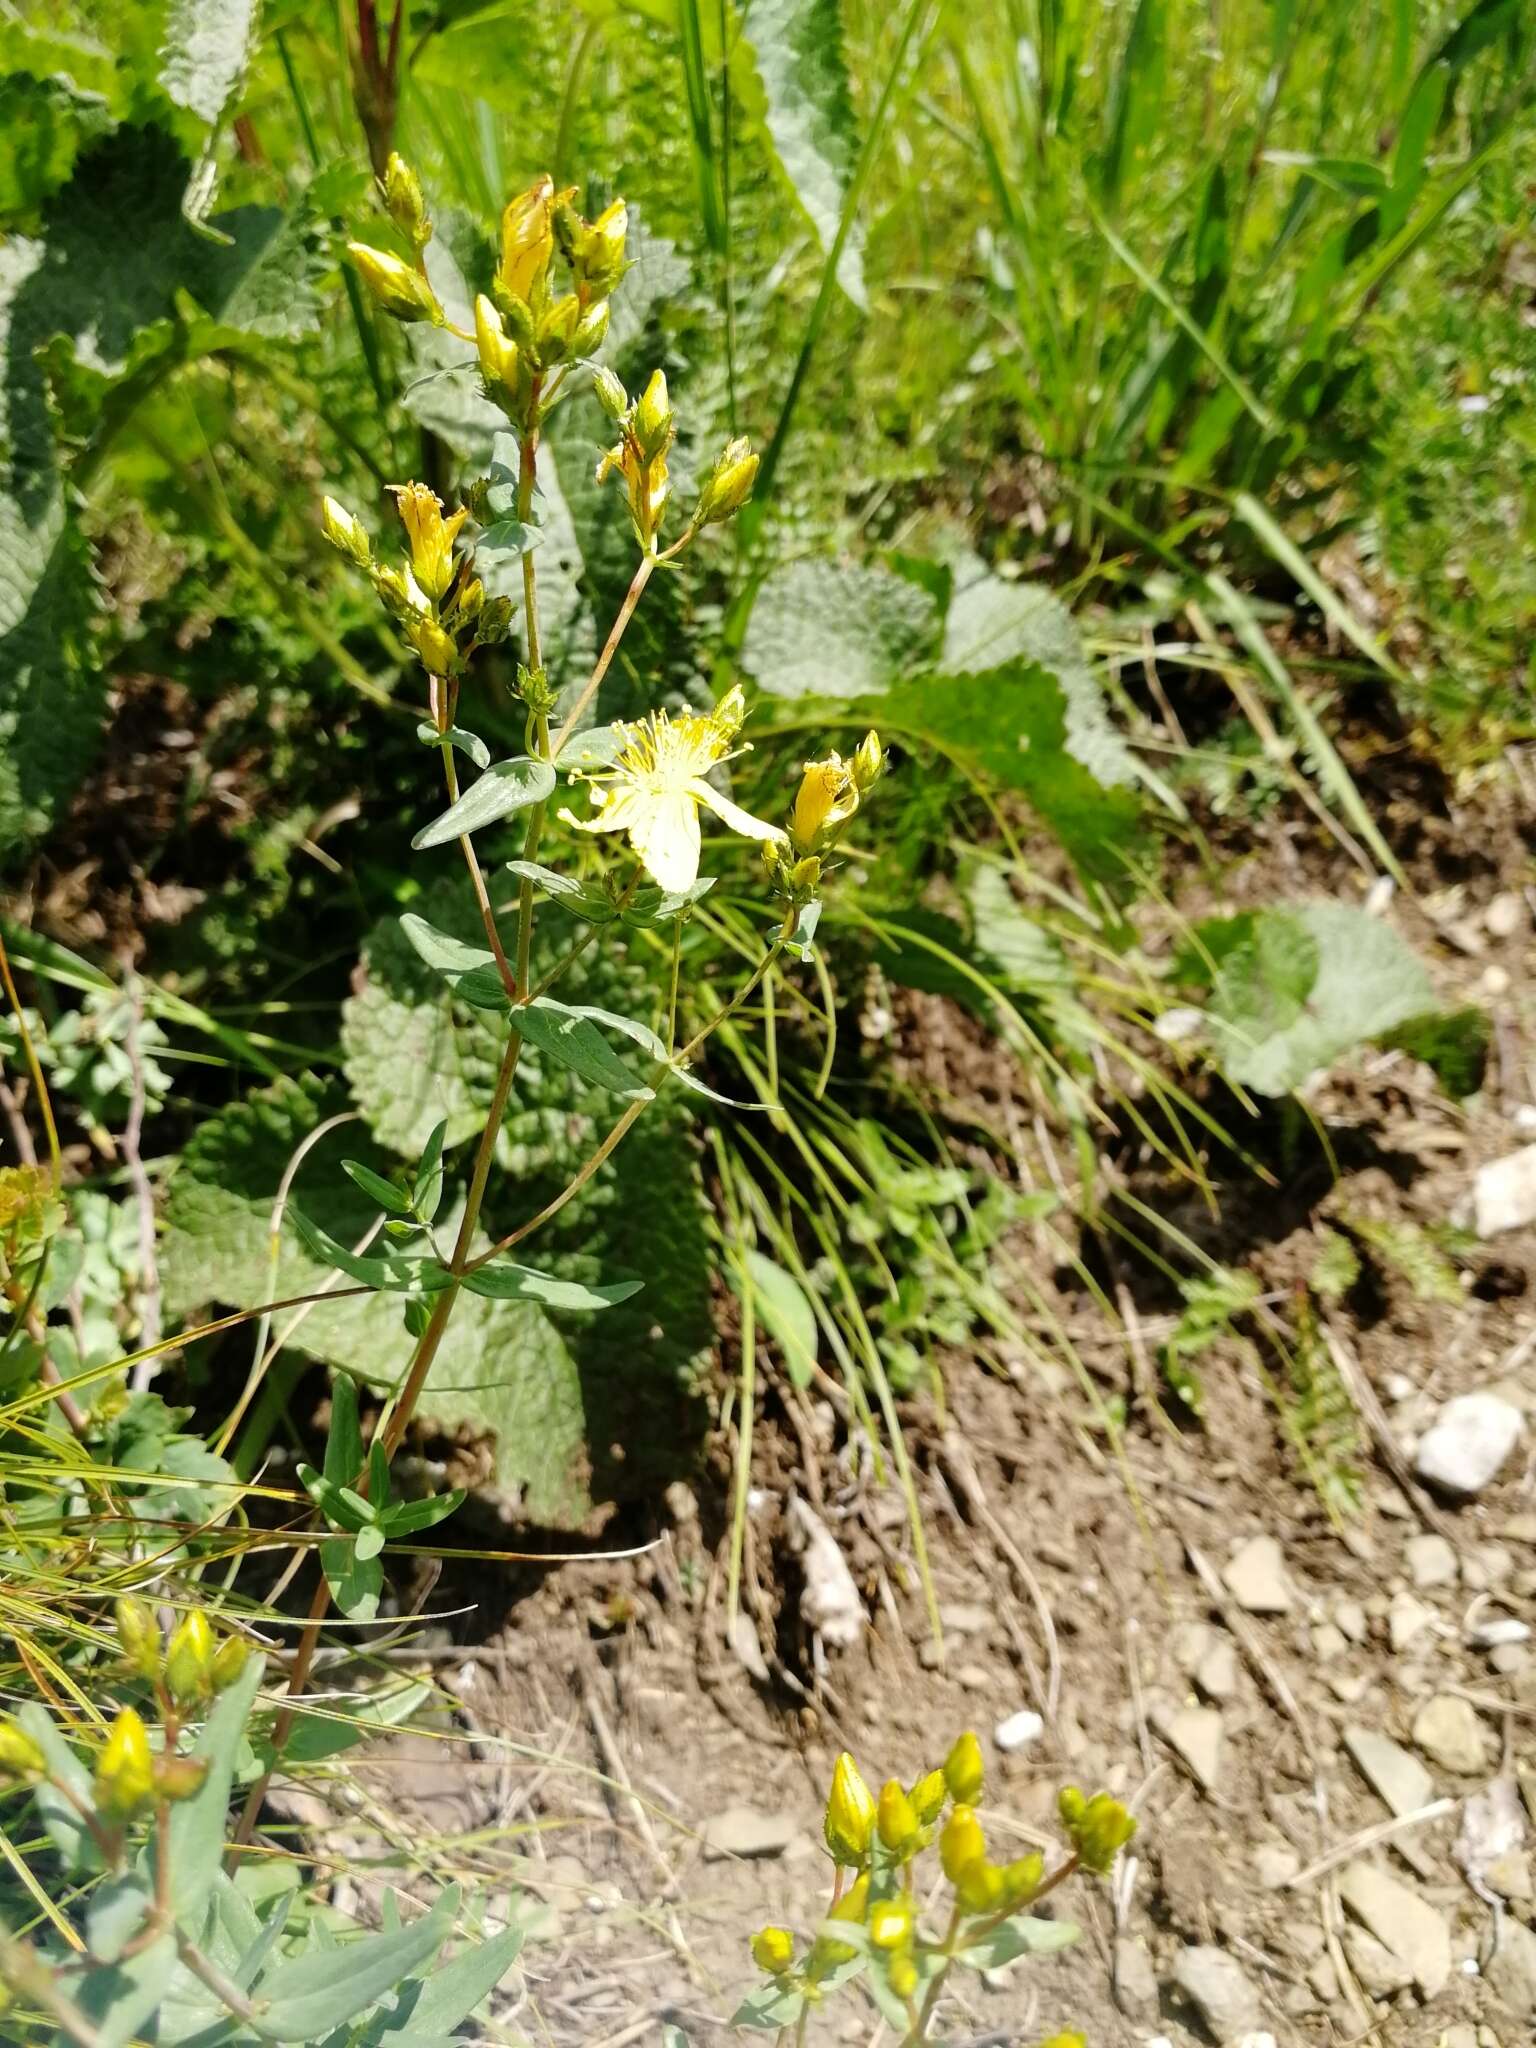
[
  {"left": 471, "top": 178, "right": 626, "bottom": 427},
  {"left": 744, "top": 1735, "right": 1135, "bottom": 2033},
  {"left": 114, "top": 1598, "right": 250, "bottom": 1705},
  {"left": 348, "top": 152, "right": 445, "bottom": 326},
  {"left": 321, "top": 483, "right": 511, "bottom": 682},
  {"left": 593, "top": 367, "right": 676, "bottom": 553},
  {"left": 0, "top": 1719, "right": 46, "bottom": 1786},
  {"left": 763, "top": 730, "right": 885, "bottom": 904}
]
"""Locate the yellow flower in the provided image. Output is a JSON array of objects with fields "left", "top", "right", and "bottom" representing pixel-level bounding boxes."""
[
  {"left": 869, "top": 1894, "right": 914, "bottom": 1951},
  {"left": 750, "top": 1925, "right": 795, "bottom": 1974},
  {"left": 696, "top": 437, "right": 759, "bottom": 526},
  {"left": 560, "top": 688, "right": 781, "bottom": 892},
  {"left": 823, "top": 1751, "right": 877, "bottom": 1868},
  {"left": 475, "top": 294, "right": 521, "bottom": 390},
  {"left": 573, "top": 198, "right": 628, "bottom": 297},
  {"left": 392, "top": 483, "right": 468, "bottom": 603},
  {"left": 94, "top": 1708, "right": 154, "bottom": 1818},
  {"left": 789, "top": 753, "right": 860, "bottom": 852},
  {"left": 209, "top": 1634, "right": 250, "bottom": 1693},
  {"left": 497, "top": 175, "right": 557, "bottom": 307},
  {"left": 114, "top": 1596, "right": 160, "bottom": 1682},
  {"left": 889, "top": 1953, "right": 918, "bottom": 2000}
]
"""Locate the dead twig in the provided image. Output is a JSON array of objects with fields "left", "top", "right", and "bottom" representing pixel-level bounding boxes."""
[{"left": 1277, "top": 1800, "right": 1457, "bottom": 1891}]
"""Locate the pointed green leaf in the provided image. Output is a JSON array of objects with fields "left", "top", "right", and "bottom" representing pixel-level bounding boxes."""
[
  {"left": 412, "top": 757, "right": 554, "bottom": 849},
  {"left": 257, "top": 1886, "right": 459, "bottom": 2040},
  {"left": 368, "top": 1923, "right": 525, "bottom": 2039},
  {"left": 380, "top": 1488, "right": 465, "bottom": 1538},
  {"left": 418, "top": 720, "right": 491, "bottom": 770},
  {"left": 515, "top": 997, "right": 654, "bottom": 1098},
  {"left": 342, "top": 1159, "right": 412, "bottom": 1213},
  {"left": 461, "top": 1260, "right": 643, "bottom": 1311},
  {"left": 735, "top": 1251, "right": 818, "bottom": 1388},
  {"left": 168, "top": 1653, "right": 265, "bottom": 1925},
  {"left": 16, "top": 1702, "right": 99, "bottom": 1872}
]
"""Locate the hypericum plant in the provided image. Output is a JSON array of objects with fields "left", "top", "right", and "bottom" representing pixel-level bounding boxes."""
[
  {"left": 0, "top": 150, "right": 886, "bottom": 2043},
  {"left": 261, "top": 154, "right": 882, "bottom": 1860},
  {"left": 734, "top": 1733, "right": 1134, "bottom": 2042}
]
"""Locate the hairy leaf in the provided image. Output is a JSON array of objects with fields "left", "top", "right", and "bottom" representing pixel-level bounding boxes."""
[
  {"left": 740, "top": 0, "right": 865, "bottom": 307},
  {"left": 742, "top": 556, "right": 939, "bottom": 700},
  {"left": 160, "top": 0, "right": 260, "bottom": 128}
]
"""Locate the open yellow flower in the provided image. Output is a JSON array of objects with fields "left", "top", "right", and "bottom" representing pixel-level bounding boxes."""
[
  {"left": 560, "top": 687, "right": 782, "bottom": 892},
  {"left": 391, "top": 483, "right": 468, "bottom": 602}
]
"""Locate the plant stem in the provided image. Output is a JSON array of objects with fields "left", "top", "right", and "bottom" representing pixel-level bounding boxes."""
[
  {"left": 436, "top": 733, "right": 520, "bottom": 997},
  {"left": 176, "top": 1934, "right": 272, "bottom": 2031},
  {"left": 549, "top": 551, "right": 655, "bottom": 761}
]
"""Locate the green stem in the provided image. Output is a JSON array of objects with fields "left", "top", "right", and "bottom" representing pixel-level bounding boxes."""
[
  {"left": 176, "top": 1934, "right": 272, "bottom": 2032},
  {"left": 549, "top": 551, "right": 655, "bottom": 761}
]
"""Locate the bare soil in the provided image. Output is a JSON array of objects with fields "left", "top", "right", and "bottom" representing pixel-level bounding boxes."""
[{"left": 266, "top": 758, "right": 1536, "bottom": 2048}]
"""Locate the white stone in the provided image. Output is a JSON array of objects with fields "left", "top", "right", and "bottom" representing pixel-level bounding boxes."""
[
  {"left": 1344, "top": 1726, "right": 1434, "bottom": 1817},
  {"left": 1223, "top": 1535, "right": 1294, "bottom": 1613},
  {"left": 1471, "top": 1616, "right": 1530, "bottom": 1650},
  {"left": 1172, "top": 1946, "right": 1264, "bottom": 2042},
  {"left": 1486, "top": 891, "right": 1525, "bottom": 939},
  {"left": 1157, "top": 1704, "right": 1223, "bottom": 1791},
  {"left": 1196, "top": 1640, "right": 1240, "bottom": 1701},
  {"left": 1414, "top": 1393, "right": 1523, "bottom": 1497},
  {"left": 1389, "top": 1589, "right": 1435, "bottom": 1652},
  {"left": 1338, "top": 1862, "right": 1452, "bottom": 1996},
  {"left": 1485, "top": 1914, "right": 1536, "bottom": 2016},
  {"left": 993, "top": 1709, "right": 1044, "bottom": 1753},
  {"left": 701, "top": 1806, "right": 800, "bottom": 1860},
  {"left": 1413, "top": 1693, "right": 1489, "bottom": 1775},
  {"left": 786, "top": 1499, "right": 865, "bottom": 1647},
  {"left": 1344, "top": 1925, "right": 1414, "bottom": 1996},
  {"left": 1474, "top": 1147, "right": 1536, "bottom": 1237},
  {"left": 1406, "top": 1532, "right": 1458, "bottom": 1589}
]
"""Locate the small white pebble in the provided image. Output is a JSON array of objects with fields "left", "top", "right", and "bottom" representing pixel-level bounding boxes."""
[{"left": 993, "top": 1709, "right": 1045, "bottom": 1753}]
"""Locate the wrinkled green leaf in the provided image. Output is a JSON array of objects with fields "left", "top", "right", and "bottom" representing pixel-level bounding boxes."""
[
  {"left": 160, "top": 0, "right": 260, "bottom": 128},
  {"left": 741, "top": 0, "right": 865, "bottom": 307}
]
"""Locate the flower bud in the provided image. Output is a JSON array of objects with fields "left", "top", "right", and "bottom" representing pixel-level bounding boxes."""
[
  {"left": 955, "top": 1857, "right": 1005, "bottom": 1914},
  {"left": 750, "top": 1925, "right": 794, "bottom": 1974},
  {"left": 824, "top": 1751, "right": 876, "bottom": 1868},
  {"left": 478, "top": 595, "right": 514, "bottom": 645},
  {"left": 592, "top": 366, "right": 628, "bottom": 420},
  {"left": 889, "top": 1953, "right": 918, "bottom": 2000},
  {"left": 93, "top": 1707, "right": 154, "bottom": 1818},
  {"left": 152, "top": 1754, "right": 209, "bottom": 1802},
  {"left": 114, "top": 1597, "right": 161, "bottom": 1682},
  {"left": 1000, "top": 1852, "right": 1044, "bottom": 1907},
  {"left": 868, "top": 1893, "right": 914, "bottom": 1951},
  {"left": 877, "top": 1779, "right": 921, "bottom": 1857},
  {"left": 631, "top": 369, "right": 673, "bottom": 462},
  {"left": 852, "top": 729, "right": 885, "bottom": 792},
  {"left": 536, "top": 293, "right": 582, "bottom": 364},
  {"left": 475, "top": 294, "right": 520, "bottom": 390},
  {"left": 696, "top": 437, "right": 759, "bottom": 526},
  {"left": 374, "top": 564, "right": 429, "bottom": 622},
  {"left": 321, "top": 496, "right": 372, "bottom": 567},
  {"left": 0, "top": 1719, "right": 46, "bottom": 1783},
  {"left": 347, "top": 243, "right": 443, "bottom": 325},
  {"left": 575, "top": 199, "right": 627, "bottom": 296},
  {"left": 209, "top": 1634, "right": 250, "bottom": 1693},
  {"left": 497, "top": 175, "right": 555, "bottom": 309},
  {"left": 1057, "top": 1786, "right": 1136, "bottom": 1876},
  {"left": 454, "top": 576, "right": 484, "bottom": 624},
  {"left": 165, "top": 1611, "right": 214, "bottom": 1706},
  {"left": 939, "top": 1803, "right": 985, "bottom": 1886},
  {"left": 807, "top": 1873, "right": 868, "bottom": 1976},
  {"left": 909, "top": 1768, "right": 946, "bottom": 1825},
  {"left": 788, "top": 854, "right": 822, "bottom": 894},
  {"left": 1036, "top": 2037, "right": 1088, "bottom": 2048},
  {"left": 572, "top": 299, "right": 610, "bottom": 358},
  {"left": 408, "top": 618, "right": 459, "bottom": 676},
  {"left": 381, "top": 153, "right": 431, "bottom": 249},
  {"left": 943, "top": 1731, "right": 985, "bottom": 1805}
]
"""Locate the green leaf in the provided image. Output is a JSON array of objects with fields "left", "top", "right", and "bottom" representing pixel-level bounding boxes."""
[
  {"left": 397, "top": 913, "right": 508, "bottom": 1012},
  {"left": 289, "top": 1206, "right": 454, "bottom": 1294},
  {"left": 1382, "top": 1005, "right": 1489, "bottom": 1099},
  {"left": 16, "top": 1702, "right": 99, "bottom": 1872},
  {"left": 735, "top": 1250, "right": 818, "bottom": 1388},
  {"left": 0, "top": 72, "right": 111, "bottom": 224},
  {"left": 461, "top": 1259, "right": 643, "bottom": 1311},
  {"left": 168, "top": 1653, "right": 265, "bottom": 1926},
  {"left": 555, "top": 724, "right": 628, "bottom": 771},
  {"left": 256, "top": 1886, "right": 459, "bottom": 2040},
  {"left": 87, "top": 1872, "right": 155, "bottom": 1964},
  {"left": 161, "top": 1075, "right": 595, "bottom": 1525},
  {"left": 741, "top": 557, "right": 939, "bottom": 700},
  {"left": 412, "top": 756, "right": 556, "bottom": 849},
  {"left": 262, "top": 1680, "right": 430, "bottom": 1770},
  {"left": 322, "top": 1531, "right": 384, "bottom": 1620},
  {"left": 953, "top": 1912, "right": 1081, "bottom": 1967},
  {"left": 939, "top": 561, "right": 1140, "bottom": 794},
  {"left": 740, "top": 0, "right": 865, "bottom": 307},
  {"left": 367, "top": 1923, "right": 525, "bottom": 2040},
  {"left": 159, "top": 0, "right": 260, "bottom": 127},
  {"left": 380, "top": 1488, "right": 465, "bottom": 1538},
  {"left": 75, "top": 1934, "right": 177, "bottom": 2048},
  {"left": 732, "top": 1978, "right": 807, "bottom": 2029},
  {"left": 342, "top": 1159, "right": 413, "bottom": 1213},
  {"left": 1195, "top": 904, "right": 1436, "bottom": 1095},
  {"left": 517, "top": 997, "right": 656, "bottom": 1099},
  {"left": 324, "top": 1372, "right": 366, "bottom": 1489},
  {"left": 418, "top": 721, "right": 491, "bottom": 771}
]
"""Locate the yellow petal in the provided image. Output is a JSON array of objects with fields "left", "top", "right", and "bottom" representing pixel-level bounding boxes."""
[{"left": 690, "top": 779, "right": 785, "bottom": 845}]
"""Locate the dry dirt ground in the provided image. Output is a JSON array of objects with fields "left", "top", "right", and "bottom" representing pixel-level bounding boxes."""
[{"left": 262, "top": 762, "right": 1536, "bottom": 2048}]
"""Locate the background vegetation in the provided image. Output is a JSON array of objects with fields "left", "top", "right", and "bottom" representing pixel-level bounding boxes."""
[{"left": 0, "top": 0, "right": 1532, "bottom": 2039}]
